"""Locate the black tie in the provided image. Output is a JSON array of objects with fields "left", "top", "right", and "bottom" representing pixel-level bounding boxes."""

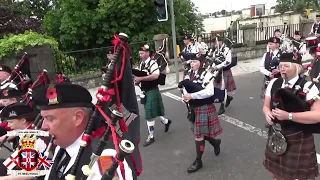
[
  {"left": 140, "top": 62, "right": 145, "bottom": 70},
  {"left": 270, "top": 52, "right": 273, "bottom": 60},
  {"left": 55, "top": 148, "right": 71, "bottom": 178}
]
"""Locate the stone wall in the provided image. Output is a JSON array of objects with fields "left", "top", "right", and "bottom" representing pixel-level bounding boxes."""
[{"left": 1, "top": 45, "right": 56, "bottom": 80}]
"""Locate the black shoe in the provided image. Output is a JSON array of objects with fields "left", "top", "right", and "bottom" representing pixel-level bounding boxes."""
[
  {"left": 187, "top": 159, "right": 203, "bottom": 173},
  {"left": 164, "top": 120, "right": 172, "bottom": 132},
  {"left": 204, "top": 137, "right": 221, "bottom": 156},
  {"left": 143, "top": 136, "right": 155, "bottom": 147},
  {"left": 213, "top": 139, "right": 221, "bottom": 156},
  {"left": 225, "top": 96, "right": 233, "bottom": 107},
  {"left": 218, "top": 105, "right": 225, "bottom": 115}
]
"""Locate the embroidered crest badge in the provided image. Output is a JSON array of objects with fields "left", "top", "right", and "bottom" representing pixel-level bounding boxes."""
[{"left": 9, "top": 111, "right": 17, "bottom": 117}]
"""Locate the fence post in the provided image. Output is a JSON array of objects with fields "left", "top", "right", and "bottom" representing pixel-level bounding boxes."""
[{"left": 240, "top": 24, "right": 256, "bottom": 47}]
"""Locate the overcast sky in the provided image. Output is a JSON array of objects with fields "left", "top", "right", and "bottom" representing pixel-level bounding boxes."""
[{"left": 191, "top": 0, "right": 277, "bottom": 13}]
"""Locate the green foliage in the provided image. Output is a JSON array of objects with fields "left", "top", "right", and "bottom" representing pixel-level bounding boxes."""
[
  {"left": 43, "top": 0, "right": 204, "bottom": 51},
  {"left": 275, "top": 0, "right": 319, "bottom": 14},
  {"left": 0, "top": 31, "right": 58, "bottom": 59},
  {"left": 0, "top": 31, "right": 76, "bottom": 74}
]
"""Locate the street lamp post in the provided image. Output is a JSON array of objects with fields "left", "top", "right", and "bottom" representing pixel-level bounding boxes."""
[{"left": 169, "top": 0, "right": 179, "bottom": 83}]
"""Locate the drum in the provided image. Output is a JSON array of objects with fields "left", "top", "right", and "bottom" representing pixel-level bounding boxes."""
[{"left": 305, "top": 36, "right": 318, "bottom": 47}]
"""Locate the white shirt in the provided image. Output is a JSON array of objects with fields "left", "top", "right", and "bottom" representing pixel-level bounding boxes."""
[
  {"left": 260, "top": 49, "right": 280, "bottom": 76},
  {"left": 139, "top": 57, "right": 160, "bottom": 75},
  {"left": 44, "top": 135, "right": 134, "bottom": 180},
  {"left": 184, "top": 70, "right": 215, "bottom": 100},
  {"left": 214, "top": 46, "right": 232, "bottom": 70},
  {"left": 182, "top": 42, "right": 198, "bottom": 54},
  {"left": 44, "top": 135, "right": 82, "bottom": 180},
  {"left": 310, "top": 22, "right": 320, "bottom": 34},
  {"left": 265, "top": 76, "right": 319, "bottom": 101},
  {"left": 296, "top": 42, "right": 307, "bottom": 55}
]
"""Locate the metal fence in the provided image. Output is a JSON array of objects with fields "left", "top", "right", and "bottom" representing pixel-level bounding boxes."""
[
  {"left": 55, "top": 24, "right": 301, "bottom": 76},
  {"left": 255, "top": 24, "right": 300, "bottom": 42}
]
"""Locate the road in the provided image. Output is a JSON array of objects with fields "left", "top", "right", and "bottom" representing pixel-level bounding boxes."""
[
  {"left": 0, "top": 61, "right": 318, "bottom": 179},
  {"left": 136, "top": 72, "right": 320, "bottom": 180}
]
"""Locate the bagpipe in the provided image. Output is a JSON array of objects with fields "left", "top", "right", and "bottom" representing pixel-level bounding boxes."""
[
  {"left": 132, "top": 38, "right": 169, "bottom": 85},
  {"left": 178, "top": 69, "right": 227, "bottom": 106},
  {"left": 272, "top": 71, "right": 320, "bottom": 134},
  {"left": 65, "top": 33, "right": 136, "bottom": 180},
  {"left": 0, "top": 52, "right": 32, "bottom": 91},
  {"left": 0, "top": 69, "right": 52, "bottom": 153}
]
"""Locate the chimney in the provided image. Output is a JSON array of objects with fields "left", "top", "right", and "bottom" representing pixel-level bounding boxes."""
[{"left": 250, "top": 5, "right": 255, "bottom": 17}]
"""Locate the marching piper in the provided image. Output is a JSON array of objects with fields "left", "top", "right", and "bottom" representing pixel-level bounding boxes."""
[
  {"left": 260, "top": 37, "right": 281, "bottom": 100},
  {"left": 308, "top": 14, "right": 320, "bottom": 37},
  {"left": 180, "top": 35, "right": 199, "bottom": 79},
  {"left": 212, "top": 35, "right": 236, "bottom": 115},
  {"left": 134, "top": 44, "right": 172, "bottom": 147},
  {"left": 292, "top": 30, "right": 306, "bottom": 55},
  {"left": 30, "top": 83, "right": 136, "bottom": 180},
  {"left": 263, "top": 52, "right": 320, "bottom": 180},
  {"left": 267, "top": 29, "right": 282, "bottom": 52},
  {"left": 181, "top": 54, "right": 222, "bottom": 173},
  {"left": 0, "top": 103, "right": 47, "bottom": 179},
  {"left": 305, "top": 46, "right": 320, "bottom": 88}
]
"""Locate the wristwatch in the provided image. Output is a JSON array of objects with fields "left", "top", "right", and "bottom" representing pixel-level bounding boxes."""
[{"left": 288, "top": 113, "right": 293, "bottom": 120}]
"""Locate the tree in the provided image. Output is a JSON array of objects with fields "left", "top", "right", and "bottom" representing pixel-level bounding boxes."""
[
  {"left": 42, "top": 0, "right": 204, "bottom": 51},
  {"left": 0, "top": 4, "right": 43, "bottom": 37},
  {"left": 275, "top": 0, "right": 319, "bottom": 14}
]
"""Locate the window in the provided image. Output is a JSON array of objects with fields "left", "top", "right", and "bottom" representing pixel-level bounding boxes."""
[{"left": 256, "top": 7, "right": 263, "bottom": 16}]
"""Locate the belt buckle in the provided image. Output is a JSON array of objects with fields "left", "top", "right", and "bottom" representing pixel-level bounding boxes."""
[{"left": 267, "top": 124, "right": 287, "bottom": 155}]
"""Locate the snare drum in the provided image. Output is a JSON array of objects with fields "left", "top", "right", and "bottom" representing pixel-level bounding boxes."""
[{"left": 306, "top": 36, "right": 318, "bottom": 47}]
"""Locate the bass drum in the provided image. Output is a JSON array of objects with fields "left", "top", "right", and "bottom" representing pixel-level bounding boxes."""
[{"left": 306, "top": 36, "right": 318, "bottom": 48}]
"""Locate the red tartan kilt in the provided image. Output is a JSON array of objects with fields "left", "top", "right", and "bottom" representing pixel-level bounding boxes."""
[
  {"left": 191, "top": 104, "right": 222, "bottom": 138},
  {"left": 214, "top": 69, "right": 236, "bottom": 92},
  {"left": 264, "top": 130, "right": 319, "bottom": 180}
]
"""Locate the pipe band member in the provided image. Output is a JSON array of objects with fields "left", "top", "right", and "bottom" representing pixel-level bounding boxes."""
[
  {"left": 260, "top": 37, "right": 281, "bottom": 100},
  {"left": 263, "top": 53, "right": 320, "bottom": 180},
  {"left": 292, "top": 30, "right": 306, "bottom": 55},
  {"left": 308, "top": 14, "right": 320, "bottom": 37},
  {"left": 0, "top": 103, "right": 47, "bottom": 179},
  {"left": 134, "top": 45, "right": 172, "bottom": 147},
  {"left": 0, "top": 83, "right": 28, "bottom": 139},
  {"left": 31, "top": 83, "right": 136, "bottom": 180},
  {"left": 266, "top": 29, "right": 282, "bottom": 52},
  {"left": 213, "top": 35, "right": 235, "bottom": 115},
  {"left": 180, "top": 34, "right": 199, "bottom": 79},
  {"left": 182, "top": 55, "right": 222, "bottom": 174},
  {"left": 306, "top": 46, "right": 320, "bottom": 89}
]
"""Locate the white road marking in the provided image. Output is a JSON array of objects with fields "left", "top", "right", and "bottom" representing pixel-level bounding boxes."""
[{"left": 161, "top": 92, "right": 320, "bottom": 164}]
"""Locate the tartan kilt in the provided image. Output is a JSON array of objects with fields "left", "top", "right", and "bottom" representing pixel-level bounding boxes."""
[
  {"left": 214, "top": 69, "right": 236, "bottom": 92},
  {"left": 144, "top": 89, "right": 165, "bottom": 119},
  {"left": 263, "top": 130, "right": 319, "bottom": 180},
  {"left": 260, "top": 76, "right": 269, "bottom": 100},
  {"left": 191, "top": 104, "right": 222, "bottom": 138}
]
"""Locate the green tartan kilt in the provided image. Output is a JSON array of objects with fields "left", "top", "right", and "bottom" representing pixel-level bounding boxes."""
[{"left": 144, "top": 89, "right": 165, "bottom": 119}]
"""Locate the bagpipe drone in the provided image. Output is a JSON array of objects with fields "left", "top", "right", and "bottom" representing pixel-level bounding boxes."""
[
  {"left": 65, "top": 33, "right": 139, "bottom": 180},
  {"left": 132, "top": 38, "right": 170, "bottom": 86}
]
